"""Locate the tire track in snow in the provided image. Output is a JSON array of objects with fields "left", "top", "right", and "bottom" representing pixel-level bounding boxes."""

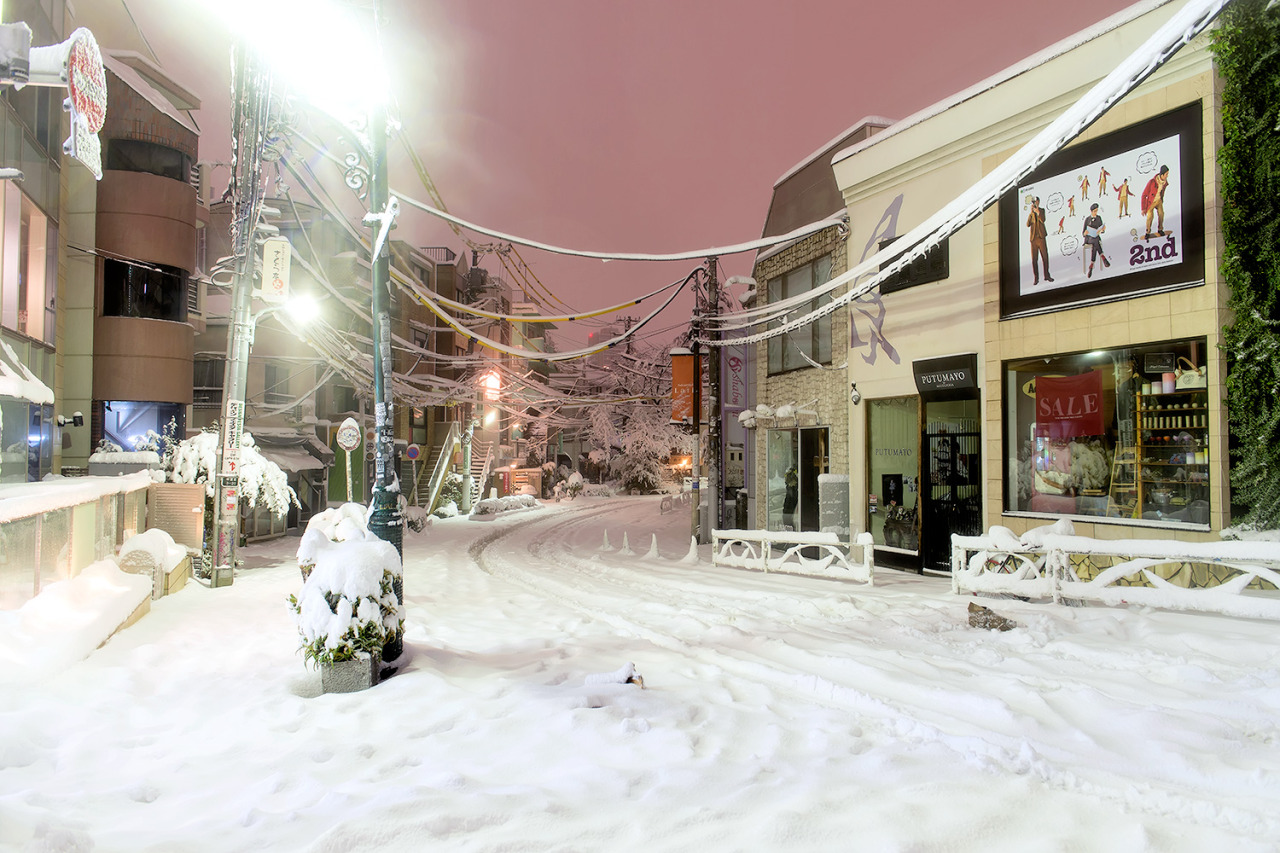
[{"left": 468, "top": 501, "right": 1280, "bottom": 840}]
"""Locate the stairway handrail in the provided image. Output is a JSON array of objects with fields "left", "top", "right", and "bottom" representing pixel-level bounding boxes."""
[{"left": 425, "top": 421, "right": 463, "bottom": 513}]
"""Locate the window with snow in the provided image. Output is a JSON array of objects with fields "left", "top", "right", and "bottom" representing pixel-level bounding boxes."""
[{"left": 766, "top": 254, "right": 832, "bottom": 375}]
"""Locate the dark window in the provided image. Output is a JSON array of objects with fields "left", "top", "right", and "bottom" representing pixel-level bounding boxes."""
[
  {"left": 263, "top": 363, "right": 290, "bottom": 407},
  {"left": 879, "top": 236, "right": 950, "bottom": 293},
  {"left": 193, "top": 358, "right": 224, "bottom": 410},
  {"left": 767, "top": 254, "right": 833, "bottom": 375},
  {"left": 4, "top": 84, "right": 61, "bottom": 157},
  {"left": 411, "top": 407, "right": 427, "bottom": 445},
  {"left": 102, "top": 258, "right": 189, "bottom": 322},
  {"left": 105, "top": 139, "right": 192, "bottom": 182},
  {"left": 331, "top": 385, "right": 358, "bottom": 414}
]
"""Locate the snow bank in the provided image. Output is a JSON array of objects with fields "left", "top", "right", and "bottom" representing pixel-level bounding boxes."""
[
  {"left": 0, "top": 561, "right": 151, "bottom": 686},
  {"left": 118, "top": 528, "right": 187, "bottom": 573}
]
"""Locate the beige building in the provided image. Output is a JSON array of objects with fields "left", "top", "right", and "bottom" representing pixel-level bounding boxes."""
[{"left": 829, "top": 0, "right": 1226, "bottom": 571}]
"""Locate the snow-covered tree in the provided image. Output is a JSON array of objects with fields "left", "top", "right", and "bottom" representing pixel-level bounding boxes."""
[
  {"left": 586, "top": 397, "right": 690, "bottom": 493},
  {"left": 166, "top": 428, "right": 298, "bottom": 518}
]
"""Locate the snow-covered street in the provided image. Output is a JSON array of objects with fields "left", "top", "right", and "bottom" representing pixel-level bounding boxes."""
[{"left": 3, "top": 495, "right": 1280, "bottom": 852}]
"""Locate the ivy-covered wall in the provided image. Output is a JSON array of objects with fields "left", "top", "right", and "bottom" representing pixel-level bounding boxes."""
[{"left": 1211, "top": 0, "right": 1280, "bottom": 529}]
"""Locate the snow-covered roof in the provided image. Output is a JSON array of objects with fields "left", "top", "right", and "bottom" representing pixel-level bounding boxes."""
[
  {"left": 0, "top": 472, "right": 152, "bottom": 524},
  {"left": 259, "top": 447, "right": 326, "bottom": 474},
  {"left": 773, "top": 116, "right": 897, "bottom": 189},
  {"left": 831, "top": 0, "right": 1170, "bottom": 167},
  {"left": 102, "top": 50, "right": 200, "bottom": 137},
  {"left": 0, "top": 339, "right": 53, "bottom": 406}
]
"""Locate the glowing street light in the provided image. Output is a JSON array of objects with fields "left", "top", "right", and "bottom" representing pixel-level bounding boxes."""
[{"left": 206, "top": 0, "right": 404, "bottom": 656}]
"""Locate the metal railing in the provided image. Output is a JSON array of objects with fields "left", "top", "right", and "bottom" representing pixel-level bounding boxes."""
[{"left": 712, "top": 528, "right": 875, "bottom": 584}]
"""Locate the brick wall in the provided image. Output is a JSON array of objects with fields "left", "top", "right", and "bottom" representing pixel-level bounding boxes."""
[{"left": 748, "top": 225, "right": 849, "bottom": 528}]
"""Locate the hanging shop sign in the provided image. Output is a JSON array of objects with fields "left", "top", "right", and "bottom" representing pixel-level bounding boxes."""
[
  {"left": 670, "top": 347, "right": 696, "bottom": 425},
  {"left": 259, "top": 237, "right": 291, "bottom": 303}
]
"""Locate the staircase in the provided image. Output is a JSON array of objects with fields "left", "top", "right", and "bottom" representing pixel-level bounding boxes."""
[{"left": 469, "top": 439, "right": 492, "bottom": 506}]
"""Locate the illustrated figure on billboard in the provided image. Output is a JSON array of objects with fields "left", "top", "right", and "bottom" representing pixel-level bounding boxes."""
[
  {"left": 1142, "top": 164, "right": 1171, "bottom": 239},
  {"left": 1079, "top": 173, "right": 1091, "bottom": 200},
  {"left": 1082, "top": 203, "right": 1111, "bottom": 278},
  {"left": 1098, "top": 165, "right": 1110, "bottom": 192},
  {"left": 1056, "top": 216, "right": 1065, "bottom": 234},
  {"left": 1068, "top": 196, "right": 1076, "bottom": 217},
  {"left": 1026, "top": 197, "right": 1053, "bottom": 284},
  {"left": 1113, "top": 177, "right": 1134, "bottom": 217}
]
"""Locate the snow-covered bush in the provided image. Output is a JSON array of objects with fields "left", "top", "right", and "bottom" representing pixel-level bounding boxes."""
[
  {"left": 434, "top": 472, "right": 463, "bottom": 516},
  {"left": 290, "top": 504, "right": 404, "bottom": 668},
  {"left": 434, "top": 500, "right": 459, "bottom": 518},
  {"left": 565, "top": 471, "right": 584, "bottom": 498},
  {"left": 472, "top": 494, "right": 540, "bottom": 516},
  {"left": 168, "top": 428, "right": 297, "bottom": 517},
  {"left": 403, "top": 504, "right": 432, "bottom": 534},
  {"left": 583, "top": 483, "right": 615, "bottom": 498}
]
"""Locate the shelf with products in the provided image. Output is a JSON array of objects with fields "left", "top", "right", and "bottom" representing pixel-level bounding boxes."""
[{"left": 1106, "top": 388, "right": 1211, "bottom": 522}]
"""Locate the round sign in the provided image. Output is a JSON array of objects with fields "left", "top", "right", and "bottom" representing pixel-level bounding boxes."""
[
  {"left": 335, "top": 417, "right": 361, "bottom": 452},
  {"left": 405, "top": 444, "right": 421, "bottom": 461},
  {"left": 67, "top": 29, "right": 107, "bottom": 133}
]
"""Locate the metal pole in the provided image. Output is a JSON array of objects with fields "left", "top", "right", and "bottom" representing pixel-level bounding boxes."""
[
  {"left": 706, "top": 257, "right": 722, "bottom": 536},
  {"left": 366, "top": 86, "right": 404, "bottom": 662}
]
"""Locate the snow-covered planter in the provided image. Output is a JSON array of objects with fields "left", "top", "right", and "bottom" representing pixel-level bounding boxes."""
[{"left": 290, "top": 505, "right": 404, "bottom": 691}]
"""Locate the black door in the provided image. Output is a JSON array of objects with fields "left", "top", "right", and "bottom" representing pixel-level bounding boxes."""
[{"left": 920, "top": 425, "right": 982, "bottom": 572}]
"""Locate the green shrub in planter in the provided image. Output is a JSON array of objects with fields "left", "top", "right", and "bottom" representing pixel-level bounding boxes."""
[{"left": 289, "top": 504, "right": 404, "bottom": 689}]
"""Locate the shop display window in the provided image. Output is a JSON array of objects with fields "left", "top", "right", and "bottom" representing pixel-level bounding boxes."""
[
  {"left": 1004, "top": 337, "right": 1210, "bottom": 526},
  {"left": 867, "top": 396, "right": 920, "bottom": 552}
]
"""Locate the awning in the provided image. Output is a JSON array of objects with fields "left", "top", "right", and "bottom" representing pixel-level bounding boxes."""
[{"left": 260, "top": 448, "right": 325, "bottom": 475}]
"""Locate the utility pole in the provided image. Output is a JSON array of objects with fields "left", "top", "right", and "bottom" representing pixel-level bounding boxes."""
[
  {"left": 706, "top": 257, "right": 722, "bottom": 539},
  {"left": 210, "top": 43, "right": 270, "bottom": 588},
  {"left": 690, "top": 324, "right": 702, "bottom": 544}
]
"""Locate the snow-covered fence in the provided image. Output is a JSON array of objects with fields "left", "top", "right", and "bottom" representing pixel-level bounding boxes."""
[
  {"left": 659, "top": 491, "right": 691, "bottom": 514},
  {"left": 952, "top": 528, "right": 1280, "bottom": 620},
  {"left": 712, "top": 529, "right": 875, "bottom": 584}
]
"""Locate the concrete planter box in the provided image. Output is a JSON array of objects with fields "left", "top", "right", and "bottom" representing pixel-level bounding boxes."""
[{"left": 320, "top": 651, "right": 381, "bottom": 694}]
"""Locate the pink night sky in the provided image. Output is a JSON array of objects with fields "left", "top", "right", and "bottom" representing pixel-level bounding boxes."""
[{"left": 83, "top": 0, "right": 1140, "bottom": 347}]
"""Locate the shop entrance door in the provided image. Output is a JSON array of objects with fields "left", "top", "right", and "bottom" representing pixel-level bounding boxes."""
[{"left": 920, "top": 401, "right": 982, "bottom": 572}]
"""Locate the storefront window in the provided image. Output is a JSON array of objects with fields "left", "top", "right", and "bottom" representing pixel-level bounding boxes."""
[
  {"left": 766, "top": 429, "right": 798, "bottom": 531},
  {"left": 867, "top": 396, "right": 920, "bottom": 552},
  {"left": 765, "top": 427, "right": 828, "bottom": 532},
  {"left": 0, "top": 184, "right": 55, "bottom": 345},
  {"left": 1004, "top": 337, "right": 1210, "bottom": 526}
]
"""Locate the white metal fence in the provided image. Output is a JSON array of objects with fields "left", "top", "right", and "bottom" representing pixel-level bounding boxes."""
[
  {"left": 712, "top": 528, "right": 875, "bottom": 584},
  {"left": 952, "top": 533, "right": 1280, "bottom": 620}
]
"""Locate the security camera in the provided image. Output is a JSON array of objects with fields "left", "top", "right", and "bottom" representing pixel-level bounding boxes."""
[{"left": 850, "top": 382, "right": 861, "bottom": 405}]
